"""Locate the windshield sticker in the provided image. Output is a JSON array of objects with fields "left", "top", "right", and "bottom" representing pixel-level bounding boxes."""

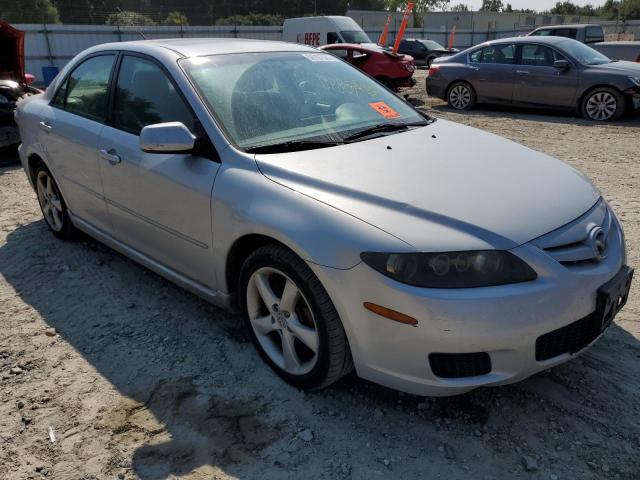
[
  {"left": 302, "top": 53, "right": 339, "bottom": 62},
  {"left": 368, "top": 102, "right": 401, "bottom": 119}
]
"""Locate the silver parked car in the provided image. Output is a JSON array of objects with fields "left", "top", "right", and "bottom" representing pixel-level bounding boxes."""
[
  {"left": 17, "top": 39, "right": 633, "bottom": 396},
  {"left": 427, "top": 36, "right": 640, "bottom": 121}
]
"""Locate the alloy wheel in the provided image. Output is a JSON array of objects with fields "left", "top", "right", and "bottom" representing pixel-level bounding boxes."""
[
  {"left": 246, "top": 267, "right": 319, "bottom": 376},
  {"left": 585, "top": 92, "right": 617, "bottom": 121},
  {"left": 449, "top": 85, "right": 471, "bottom": 109},
  {"left": 36, "top": 170, "right": 64, "bottom": 232}
]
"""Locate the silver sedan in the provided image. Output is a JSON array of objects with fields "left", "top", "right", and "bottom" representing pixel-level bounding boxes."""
[{"left": 17, "top": 39, "right": 632, "bottom": 396}]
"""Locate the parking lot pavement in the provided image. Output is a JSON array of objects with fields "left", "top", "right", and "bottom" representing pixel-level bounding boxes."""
[{"left": 0, "top": 102, "right": 639, "bottom": 479}]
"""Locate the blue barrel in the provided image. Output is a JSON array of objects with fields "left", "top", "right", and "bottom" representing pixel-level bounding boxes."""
[{"left": 41, "top": 66, "right": 59, "bottom": 86}]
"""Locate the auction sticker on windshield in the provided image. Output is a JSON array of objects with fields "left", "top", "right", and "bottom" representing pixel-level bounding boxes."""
[
  {"left": 302, "top": 53, "right": 339, "bottom": 62},
  {"left": 369, "top": 101, "right": 401, "bottom": 119}
]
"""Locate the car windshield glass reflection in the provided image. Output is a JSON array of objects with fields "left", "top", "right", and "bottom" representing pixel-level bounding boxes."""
[
  {"left": 181, "top": 52, "right": 427, "bottom": 151},
  {"left": 340, "top": 30, "right": 371, "bottom": 43},
  {"left": 420, "top": 40, "right": 444, "bottom": 50},
  {"left": 558, "top": 39, "right": 611, "bottom": 65}
]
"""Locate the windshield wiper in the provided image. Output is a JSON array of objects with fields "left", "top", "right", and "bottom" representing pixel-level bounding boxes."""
[
  {"left": 342, "top": 121, "right": 429, "bottom": 142},
  {"left": 245, "top": 140, "right": 344, "bottom": 154}
]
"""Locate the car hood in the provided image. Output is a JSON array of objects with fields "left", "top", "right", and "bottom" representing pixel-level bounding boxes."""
[
  {"left": 254, "top": 119, "right": 600, "bottom": 252},
  {"left": 589, "top": 60, "right": 640, "bottom": 74}
]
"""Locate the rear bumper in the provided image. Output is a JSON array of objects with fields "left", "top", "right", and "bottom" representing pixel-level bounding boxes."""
[{"left": 395, "top": 76, "right": 416, "bottom": 89}]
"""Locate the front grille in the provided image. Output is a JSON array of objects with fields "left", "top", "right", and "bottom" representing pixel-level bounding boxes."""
[
  {"left": 429, "top": 352, "right": 491, "bottom": 378},
  {"left": 531, "top": 199, "right": 612, "bottom": 267},
  {"left": 535, "top": 312, "right": 601, "bottom": 361}
]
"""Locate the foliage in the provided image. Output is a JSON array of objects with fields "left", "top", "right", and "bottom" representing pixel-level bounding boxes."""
[
  {"left": 163, "top": 11, "right": 188, "bottom": 25},
  {"left": 0, "top": 0, "right": 61, "bottom": 23},
  {"left": 479, "top": 0, "right": 504, "bottom": 12},
  {"left": 215, "top": 13, "right": 285, "bottom": 26},
  {"left": 383, "top": 0, "right": 451, "bottom": 27},
  {"left": 105, "top": 11, "right": 156, "bottom": 26},
  {"left": 450, "top": 3, "right": 469, "bottom": 11},
  {"left": 550, "top": 1, "right": 596, "bottom": 15}
]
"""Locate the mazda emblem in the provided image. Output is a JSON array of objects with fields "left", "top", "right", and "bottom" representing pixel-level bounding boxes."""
[{"left": 588, "top": 226, "right": 607, "bottom": 261}]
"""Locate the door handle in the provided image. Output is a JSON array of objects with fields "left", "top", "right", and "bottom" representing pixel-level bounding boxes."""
[
  {"left": 469, "top": 65, "right": 480, "bottom": 71},
  {"left": 39, "top": 121, "right": 52, "bottom": 133},
  {"left": 99, "top": 148, "right": 122, "bottom": 165},
  {"left": 516, "top": 70, "right": 530, "bottom": 75}
]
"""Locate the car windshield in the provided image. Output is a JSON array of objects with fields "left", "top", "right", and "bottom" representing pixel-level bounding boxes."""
[
  {"left": 420, "top": 40, "right": 445, "bottom": 50},
  {"left": 180, "top": 51, "right": 428, "bottom": 151},
  {"left": 340, "top": 30, "right": 371, "bottom": 43},
  {"left": 557, "top": 39, "right": 611, "bottom": 65}
]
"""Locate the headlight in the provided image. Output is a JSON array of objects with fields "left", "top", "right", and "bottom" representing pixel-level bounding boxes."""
[
  {"left": 630, "top": 77, "right": 640, "bottom": 87},
  {"left": 360, "top": 251, "right": 537, "bottom": 289}
]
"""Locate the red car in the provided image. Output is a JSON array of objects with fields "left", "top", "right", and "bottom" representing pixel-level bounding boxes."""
[{"left": 320, "top": 43, "right": 416, "bottom": 91}]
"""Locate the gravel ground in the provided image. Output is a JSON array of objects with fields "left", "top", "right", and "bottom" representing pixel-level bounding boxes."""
[{"left": 1, "top": 71, "right": 639, "bottom": 479}]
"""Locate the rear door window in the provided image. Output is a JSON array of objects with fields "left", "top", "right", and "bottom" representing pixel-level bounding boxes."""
[
  {"left": 471, "top": 44, "right": 515, "bottom": 64},
  {"left": 553, "top": 28, "right": 578, "bottom": 39},
  {"left": 54, "top": 54, "right": 115, "bottom": 122},
  {"left": 585, "top": 26, "right": 604, "bottom": 43}
]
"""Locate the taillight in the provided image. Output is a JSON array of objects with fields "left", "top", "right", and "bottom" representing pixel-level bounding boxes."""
[
  {"left": 428, "top": 65, "right": 441, "bottom": 75},
  {"left": 636, "top": 54, "right": 640, "bottom": 63}
]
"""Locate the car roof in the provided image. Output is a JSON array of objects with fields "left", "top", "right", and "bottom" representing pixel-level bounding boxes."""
[
  {"left": 483, "top": 36, "right": 577, "bottom": 47},
  {"left": 532, "top": 24, "right": 601, "bottom": 29},
  {"left": 86, "top": 38, "right": 318, "bottom": 58}
]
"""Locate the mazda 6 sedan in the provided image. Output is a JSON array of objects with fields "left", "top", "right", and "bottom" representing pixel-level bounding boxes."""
[
  {"left": 17, "top": 38, "right": 633, "bottom": 396},
  {"left": 427, "top": 36, "right": 640, "bottom": 121}
]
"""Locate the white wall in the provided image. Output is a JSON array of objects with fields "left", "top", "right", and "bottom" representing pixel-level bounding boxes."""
[{"left": 16, "top": 19, "right": 640, "bottom": 80}]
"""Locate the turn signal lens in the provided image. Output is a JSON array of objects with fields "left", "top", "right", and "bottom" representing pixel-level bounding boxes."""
[{"left": 363, "top": 302, "right": 418, "bottom": 326}]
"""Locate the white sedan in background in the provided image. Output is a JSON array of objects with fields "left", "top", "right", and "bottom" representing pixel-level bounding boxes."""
[{"left": 16, "top": 38, "right": 633, "bottom": 396}]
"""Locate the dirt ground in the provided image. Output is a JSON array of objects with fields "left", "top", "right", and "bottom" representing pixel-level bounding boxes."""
[{"left": 1, "top": 70, "right": 639, "bottom": 480}]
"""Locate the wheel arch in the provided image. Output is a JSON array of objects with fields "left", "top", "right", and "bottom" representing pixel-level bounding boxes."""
[
  {"left": 577, "top": 84, "right": 625, "bottom": 111},
  {"left": 225, "top": 234, "right": 296, "bottom": 298}
]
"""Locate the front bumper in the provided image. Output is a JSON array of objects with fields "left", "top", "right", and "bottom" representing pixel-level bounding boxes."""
[{"left": 309, "top": 214, "right": 627, "bottom": 396}]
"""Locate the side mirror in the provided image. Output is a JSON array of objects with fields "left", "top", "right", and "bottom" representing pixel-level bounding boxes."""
[
  {"left": 553, "top": 59, "right": 570, "bottom": 70},
  {"left": 139, "top": 122, "right": 196, "bottom": 154}
]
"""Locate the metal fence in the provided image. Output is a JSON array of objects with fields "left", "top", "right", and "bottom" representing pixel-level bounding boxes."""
[{"left": 15, "top": 20, "right": 640, "bottom": 80}]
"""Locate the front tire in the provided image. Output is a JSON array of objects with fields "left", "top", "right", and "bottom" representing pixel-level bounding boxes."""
[
  {"left": 581, "top": 87, "right": 625, "bottom": 121},
  {"left": 34, "top": 164, "right": 77, "bottom": 240},
  {"left": 447, "top": 81, "right": 476, "bottom": 110},
  {"left": 239, "top": 244, "right": 353, "bottom": 390}
]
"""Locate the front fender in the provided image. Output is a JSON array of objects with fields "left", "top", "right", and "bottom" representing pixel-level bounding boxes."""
[{"left": 211, "top": 153, "right": 414, "bottom": 292}]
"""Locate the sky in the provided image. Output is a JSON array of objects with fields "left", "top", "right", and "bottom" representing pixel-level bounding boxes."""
[{"left": 456, "top": 0, "right": 607, "bottom": 10}]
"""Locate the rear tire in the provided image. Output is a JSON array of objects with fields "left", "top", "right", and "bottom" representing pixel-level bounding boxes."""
[
  {"left": 238, "top": 244, "right": 353, "bottom": 390},
  {"left": 426, "top": 56, "right": 436, "bottom": 68},
  {"left": 447, "top": 81, "right": 476, "bottom": 110},
  {"left": 34, "top": 164, "right": 78, "bottom": 240},
  {"left": 581, "top": 87, "right": 625, "bottom": 121}
]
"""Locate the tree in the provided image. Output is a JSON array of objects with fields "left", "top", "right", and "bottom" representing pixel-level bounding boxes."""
[
  {"left": 480, "top": 0, "right": 504, "bottom": 11},
  {"left": 215, "top": 13, "right": 285, "bottom": 26},
  {"left": 105, "top": 11, "right": 156, "bottom": 26},
  {"left": 163, "top": 11, "right": 188, "bottom": 26},
  {"left": 384, "top": 0, "right": 451, "bottom": 27},
  {"left": 0, "top": 0, "right": 61, "bottom": 23},
  {"left": 450, "top": 3, "right": 469, "bottom": 11},
  {"left": 504, "top": 3, "right": 513, "bottom": 12}
]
